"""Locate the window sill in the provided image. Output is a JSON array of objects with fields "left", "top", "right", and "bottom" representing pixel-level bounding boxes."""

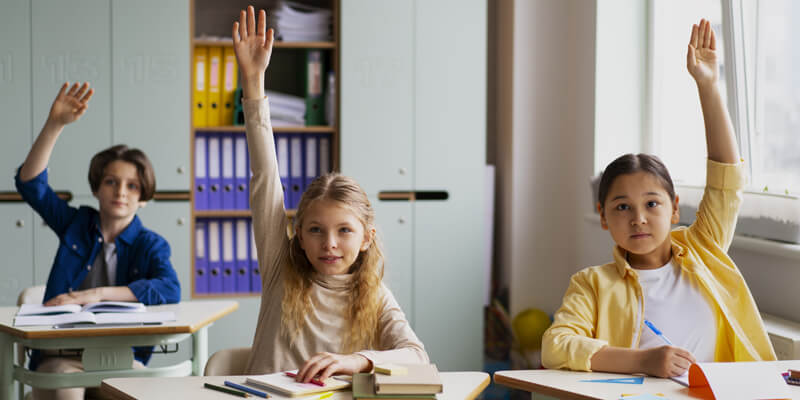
[{"left": 583, "top": 212, "right": 800, "bottom": 261}]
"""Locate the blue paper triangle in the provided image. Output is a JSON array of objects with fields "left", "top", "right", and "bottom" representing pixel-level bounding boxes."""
[{"left": 579, "top": 376, "right": 644, "bottom": 384}]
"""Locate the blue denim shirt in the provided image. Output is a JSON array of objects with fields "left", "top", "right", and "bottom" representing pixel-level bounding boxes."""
[{"left": 15, "top": 166, "right": 181, "bottom": 368}]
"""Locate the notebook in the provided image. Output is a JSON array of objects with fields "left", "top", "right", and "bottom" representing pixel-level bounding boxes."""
[
  {"left": 17, "top": 301, "right": 146, "bottom": 316},
  {"left": 244, "top": 370, "right": 350, "bottom": 397},
  {"left": 352, "top": 373, "right": 435, "bottom": 400},
  {"left": 373, "top": 364, "right": 442, "bottom": 395},
  {"left": 673, "top": 362, "right": 792, "bottom": 399}
]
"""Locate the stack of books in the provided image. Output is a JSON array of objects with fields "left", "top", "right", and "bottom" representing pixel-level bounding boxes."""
[
  {"left": 266, "top": 90, "right": 306, "bottom": 126},
  {"left": 353, "top": 364, "right": 443, "bottom": 400},
  {"left": 267, "top": 1, "right": 332, "bottom": 42}
]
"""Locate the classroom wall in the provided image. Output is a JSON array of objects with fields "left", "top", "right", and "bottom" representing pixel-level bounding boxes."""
[{"left": 497, "top": 0, "right": 599, "bottom": 317}]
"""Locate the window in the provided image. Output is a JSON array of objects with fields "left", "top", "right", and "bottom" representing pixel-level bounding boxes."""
[{"left": 649, "top": 0, "right": 800, "bottom": 242}]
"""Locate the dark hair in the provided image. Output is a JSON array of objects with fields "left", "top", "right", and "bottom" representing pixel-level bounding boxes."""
[
  {"left": 88, "top": 145, "right": 156, "bottom": 201},
  {"left": 597, "top": 153, "right": 675, "bottom": 207}
]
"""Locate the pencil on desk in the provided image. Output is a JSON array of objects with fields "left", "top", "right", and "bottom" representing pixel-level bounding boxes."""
[
  {"left": 204, "top": 382, "right": 250, "bottom": 397},
  {"left": 224, "top": 380, "right": 270, "bottom": 398}
]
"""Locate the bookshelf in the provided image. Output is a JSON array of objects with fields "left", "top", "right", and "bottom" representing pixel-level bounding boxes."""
[{"left": 189, "top": 0, "right": 339, "bottom": 298}]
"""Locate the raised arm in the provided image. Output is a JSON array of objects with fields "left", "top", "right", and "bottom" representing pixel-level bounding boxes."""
[
  {"left": 19, "top": 82, "right": 94, "bottom": 182},
  {"left": 232, "top": 6, "right": 288, "bottom": 289},
  {"left": 687, "top": 19, "right": 739, "bottom": 164}
]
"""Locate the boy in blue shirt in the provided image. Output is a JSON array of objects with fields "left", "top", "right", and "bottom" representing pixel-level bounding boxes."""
[{"left": 15, "top": 82, "right": 181, "bottom": 399}]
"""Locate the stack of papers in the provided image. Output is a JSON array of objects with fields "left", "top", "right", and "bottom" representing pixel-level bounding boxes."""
[
  {"left": 245, "top": 370, "right": 350, "bottom": 397},
  {"left": 267, "top": 1, "right": 332, "bottom": 42},
  {"left": 267, "top": 90, "right": 306, "bottom": 126}
]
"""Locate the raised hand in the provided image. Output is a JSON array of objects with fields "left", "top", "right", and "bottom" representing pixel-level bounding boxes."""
[
  {"left": 232, "top": 5, "right": 274, "bottom": 100},
  {"left": 47, "top": 82, "right": 94, "bottom": 126},
  {"left": 687, "top": 19, "right": 718, "bottom": 87}
]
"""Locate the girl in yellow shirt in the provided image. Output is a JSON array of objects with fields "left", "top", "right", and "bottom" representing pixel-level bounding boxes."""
[{"left": 541, "top": 19, "right": 776, "bottom": 378}]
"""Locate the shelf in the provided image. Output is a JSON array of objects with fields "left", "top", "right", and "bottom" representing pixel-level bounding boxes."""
[
  {"left": 193, "top": 39, "right": 335, "bottom": 49},
  {"left": 194, "top": 126, "right": 334, "bottom": 133},
  {"left": 194, "top": 209, "right": 296, "bottom": 218}
]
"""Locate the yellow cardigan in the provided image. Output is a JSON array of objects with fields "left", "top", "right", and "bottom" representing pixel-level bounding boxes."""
[{"left": 541, "top": 160, "right": 776, "bottom": 371}]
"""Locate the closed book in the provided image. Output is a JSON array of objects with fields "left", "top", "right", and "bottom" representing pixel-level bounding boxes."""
[
  {"left": 374, "top": 364, "right": 442, "bottom": 395},
  {"left": 244, "top": 370, "right": 350, "bottom": 397},
  {"left": 352, "top": 374, "right": 434, "bottom": 400}
]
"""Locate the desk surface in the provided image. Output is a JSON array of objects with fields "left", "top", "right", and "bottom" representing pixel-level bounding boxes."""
[
  {"left": 0, "top": 300, "right": 238, "bottom": 339},
  {"left": 495, "top": 361, "right": 800, "bottom": 400},
  {"left": 102, "top": 372, "right": 490, "bottom": 400}
]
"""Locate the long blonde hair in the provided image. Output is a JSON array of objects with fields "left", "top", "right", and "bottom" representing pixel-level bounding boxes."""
[{"left": 281, "top": 173, "right": 385, "bottom": 353}]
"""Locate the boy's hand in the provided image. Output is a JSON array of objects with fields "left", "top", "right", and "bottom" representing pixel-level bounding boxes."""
[
  {"left": 687, "top": 19, "right": 718, "bottom": 88},
  {"left": 232, "top": 5, "right": 274, "bottom": 100},
  {"left": 47, "top": 82, "right": 94, "bottom": 126},
  {"left": 44, "top": 287, "right": 103, "bottom": 306},
  {"left": 641, "top": 345, "right": 696, "bottom": 378}
]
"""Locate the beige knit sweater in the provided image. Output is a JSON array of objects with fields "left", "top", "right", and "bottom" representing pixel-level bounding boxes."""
[{"left": 242, "top": 98, "right": 429, "bottom": 374}]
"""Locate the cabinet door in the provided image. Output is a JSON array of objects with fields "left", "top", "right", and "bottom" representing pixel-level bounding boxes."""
[
  {"left": 413, "top": 0, "right": 487, "bottom": 370},
  {"left": 135, "top": 201, "right": 191, "bottom": 300},
  {"left": 340, "top": 0, "right": 414, "bottom": 193},
  {"left": 32, "top": 0, "right": 111, "bottom": 196},
  {"left": 0, "top": 0, "right": 31, "bottom": 191},
  {"left": 372, "top": 201, "right": 414, "bottom": 321},
  {"left": 112, "top": 0, "right": 190, "bottom": 191},
  {"left": 0, "top": 205, "right": 34, "bottom": 306}
]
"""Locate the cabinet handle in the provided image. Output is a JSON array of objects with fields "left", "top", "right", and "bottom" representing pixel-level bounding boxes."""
[
  {"left": 15, "top": 220, "right": 24, "bottom": 228},
  {"left": 177, "top": 166, "right": 185, "bottom": 174},
  {"left": 378, "top": 191, "right": 449, "bottom": 202},
  {"left": 177, "top": 218, "right": 185, "bottom": 226},
  {"left": 397, "top": 217, "right": 406, "bottom": 224},
  {"left": 398, "top": 167, "right": 407, "bottom": 176}
]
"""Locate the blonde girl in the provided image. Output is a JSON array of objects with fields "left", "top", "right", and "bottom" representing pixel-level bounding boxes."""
[
  {"left": 541, "top": 19, "right": 775, "bottom": 378},
  {"left": 232, "top": 6, "right": 429, "bottom": 383}
]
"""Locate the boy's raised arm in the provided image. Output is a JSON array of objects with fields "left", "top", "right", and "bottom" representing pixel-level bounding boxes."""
[{"left": 19, "top": 82, "right": 94, "bottom": 182}]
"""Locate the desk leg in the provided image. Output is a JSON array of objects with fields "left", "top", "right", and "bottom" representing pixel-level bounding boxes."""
[
  {"left": 0, "top": 333, "right": 13, "bottom": 400},
  {"left": 192, "top": 325, "right": 209, "bottom": 376}
]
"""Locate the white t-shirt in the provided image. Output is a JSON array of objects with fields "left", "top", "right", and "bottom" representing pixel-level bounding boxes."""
[{"left": 636, "top": 259, "right": 717, "bottom": 362}]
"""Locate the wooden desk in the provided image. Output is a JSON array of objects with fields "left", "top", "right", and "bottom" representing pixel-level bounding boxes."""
[
  {"left": 0, "top": 300, "right": 238, "bottom": 400},
  {"left": 102, "top": 371, "right": 490, "bottom": 400},
  {"left": 494, "top": 361, "right": 800, "bottom": 400}
]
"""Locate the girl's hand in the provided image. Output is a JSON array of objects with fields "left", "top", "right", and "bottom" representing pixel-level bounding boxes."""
[
  {"left": 640, "top": 345, "right": 696, "bottom": 378},
  {"left": 295, "top": 352, "right": 372, "bottom": 384},
  {"left": 687, "top": 19, "right": 718, "bottom": 88},
  {"left": 232, "top": 6, "right": 274, "bottom": 84},
  {"left": 44, "top": 287, "right": 103, "bottom": 306},
  {"left": 47, "top": 82, "right": 94, "bottom": 126}
]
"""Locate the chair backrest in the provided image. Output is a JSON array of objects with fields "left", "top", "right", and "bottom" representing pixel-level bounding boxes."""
[
  {"left": 204, "top": 347, "right": 251, "bottom": 376},
  {"left": 17, "top": 285, "right": 46, "bottom": 306}
]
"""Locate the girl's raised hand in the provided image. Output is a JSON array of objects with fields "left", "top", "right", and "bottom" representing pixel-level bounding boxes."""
[
  {"left": 47, "top": 82, "right": 94, "bottom": 126},
  {"left": 232, "top": 6, "right": 274, "bottom": 82},
  {"left": 687, "top": 19, "right": 718, "bottom": 87}
]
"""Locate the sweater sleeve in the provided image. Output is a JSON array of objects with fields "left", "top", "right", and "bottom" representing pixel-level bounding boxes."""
[
  {"left": 243, "top": 98, "right": 290, "bottom": 293},
  {"left": 356, "top": 287, "right": 430, "bottom": 365}
]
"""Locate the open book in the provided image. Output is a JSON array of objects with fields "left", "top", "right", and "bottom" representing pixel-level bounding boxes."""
[
  {"left": 244, "top": 370, "right": 350, "bottom": 397},
  {"left": 14, "top": 302, "right": 175, "bottom": 327}
]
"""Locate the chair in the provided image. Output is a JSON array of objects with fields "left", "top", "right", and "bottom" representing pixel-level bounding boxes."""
[
  {"left": 16, "top": 285, "right": 46, "bottom": 400},
  {"left": 204, "top": 347, "right": 251, "bottom": 376}
]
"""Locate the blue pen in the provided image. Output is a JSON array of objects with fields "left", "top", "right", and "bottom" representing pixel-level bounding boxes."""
[
  {"left": 643, "top": 319, "right": 673, "bottom": 345},
  {"left": 224, "top": 380, "right": 270, "bottom": 398}
]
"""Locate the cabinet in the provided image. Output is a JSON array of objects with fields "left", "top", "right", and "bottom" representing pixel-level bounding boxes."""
[
  {"left": 189, "top": 0, "right": 339, "bottom": 297},
  {"left": 341, "top": 0, "right": 487, "bottom": 371}
]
